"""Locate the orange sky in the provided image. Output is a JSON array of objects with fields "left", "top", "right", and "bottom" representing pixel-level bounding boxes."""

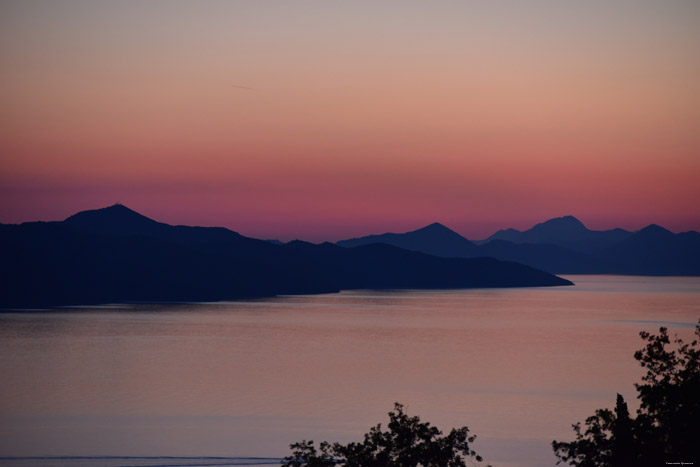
[{"left": 1, "top": 1, "right": 699, "bottom": 241}]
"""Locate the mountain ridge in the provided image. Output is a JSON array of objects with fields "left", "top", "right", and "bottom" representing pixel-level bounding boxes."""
[
  {"left": 337, "top": 222, "right": 479, "bottom": 258},
  {"left": 0, "top": 205, "right": 571, "bottom": 308},
  {"left": 484, "top": 215, "right": 632, "bottom": 252},
  {"left": 336, "top": 217, "right": 700, "bottom": 276}
]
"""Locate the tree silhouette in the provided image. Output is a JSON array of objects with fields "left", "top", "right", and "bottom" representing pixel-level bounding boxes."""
[
  {"left": 553, "top": 320, "right": 700, "bottom": 466},
  {"left": 282, "top": 403, "right": 489, "bottom": 467}
]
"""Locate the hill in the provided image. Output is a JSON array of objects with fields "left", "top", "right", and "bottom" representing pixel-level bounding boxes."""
[
  {"left": 598, "top": 225, "right": 700, "bottom": 275},
  {"left": 485, "top": 215, "right": 631, "bottom": 252},
  {"left": 0, "top": 205, "right": 571, "bottom": 308},
  {"left": 337, "top": 222, "right": 479, "bottom": 257},
  {"left": 337, "top": 217, "right": 700, "bottom": 275}
]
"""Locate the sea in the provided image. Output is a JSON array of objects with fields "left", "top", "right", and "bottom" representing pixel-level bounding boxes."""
[{"left": 1, "top": 275, "right": 698, "bottom": 467}]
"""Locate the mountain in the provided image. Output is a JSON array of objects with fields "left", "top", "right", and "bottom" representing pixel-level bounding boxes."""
[
  {"left": 337, "top": 222, "right": 479, "bottom": 257},
  {"left": 597, "top": 225, "right": 700, "bottom": 275},
  {"left": 265, "top": 239, "right": 285, "bottom": 245},
  {"left": 0, "top": 205, "right": 571, "bottom": 308},
  {"left": 64, "top": 204, "right": 273, "bottom": 253},
  {"left": 485, "top": 215, "right": 632, "bottom": 252},
  {"left": 283, "top": 240, "right": 567, "bottom": 290},
  {"left": 64, "top": 203, "right": 163, "bottom": 235},
  {"left": 335, "top": 220, "right": 596, "bottom": 273},
  {"left": 338, "top": 217, "right": 700, "bottom": 276},
  {"left": 478, "top": 240, "right": 599, "bottom": 274}
]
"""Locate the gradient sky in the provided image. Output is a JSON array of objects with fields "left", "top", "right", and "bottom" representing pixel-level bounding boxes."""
[{"left": 1, "top": 1, "right": 699, "bottom": 241}]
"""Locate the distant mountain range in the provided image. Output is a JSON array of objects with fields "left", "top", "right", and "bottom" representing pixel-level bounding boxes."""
[
  {"left": 482, "top": 215, "right": 632, "bottom": 252},
  {"left": 0, "top": 205, "right": 571, "bottom": 308},
  {"left": 338, "top": 222, "right": 479, "bottom": 257},
  {"left": 337, "top": 216, "right": 700, "bottom": 276}
]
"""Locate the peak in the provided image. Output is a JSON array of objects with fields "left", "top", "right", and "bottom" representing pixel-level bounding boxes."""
[
  {"left": 638, "top": 224, "right": 673, "bottom": 235},
  {"left": 542, "top": 215, "right": 585, "bottom": 227},
  {"left": 414, "top": 222, "right": 455, "bottom": 234},
  {"left": 529, "top": 215, "right": 587, "bottom": 234},
  {"left": 63, "top": 204, "right": 159, "bottom": 234},
  {"left": 287, "top": 239, "right": 314, "bottom": 246},
  {"left": 562, "top": 215, "right": 581, "bottom": 222},
  {"left": 410, "top": 222, "right": 471, "bottom": 241},
  {"left": 65, "top": 204, "right": 147, "bottom": 221},
  {"left": 106, "top": 203, "right": 135, "bottom": 212},
  {"left": 423, "top": 222, "right": 449, "bottom": 230}
]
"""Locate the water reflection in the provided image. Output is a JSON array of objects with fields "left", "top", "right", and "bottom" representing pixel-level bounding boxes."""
[{"left": 1, "top": 276, "right": 698, "bottom": 467}]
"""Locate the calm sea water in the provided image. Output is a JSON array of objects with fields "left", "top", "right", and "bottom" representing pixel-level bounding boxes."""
[{"left": 1, "top": 275, "right": 698, "bottom": 467}]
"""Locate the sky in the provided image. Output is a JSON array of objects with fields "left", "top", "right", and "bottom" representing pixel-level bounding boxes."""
[{"left": 1, "top": 1, "right": 699, "bottom": 242}]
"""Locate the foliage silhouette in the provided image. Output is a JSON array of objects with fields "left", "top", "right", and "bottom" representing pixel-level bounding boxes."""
[
  {"left": 282, "top": 403, "right": 489, "bottom": 467},
  {"left": 552, "top": 320, "right": 700, "bottom": 466}
]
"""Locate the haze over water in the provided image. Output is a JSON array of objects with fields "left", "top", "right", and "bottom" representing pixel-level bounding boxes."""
[{"left": 1, "top": 275, "right": 698, "bottom": 467}]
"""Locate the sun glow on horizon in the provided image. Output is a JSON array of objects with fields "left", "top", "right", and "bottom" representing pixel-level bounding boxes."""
[{"left": 1, "top": 1, "right": 699, "bottom": 241}]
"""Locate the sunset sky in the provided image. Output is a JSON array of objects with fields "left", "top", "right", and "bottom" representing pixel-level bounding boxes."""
[{"left": 1, "top": 1, "right": 699, "bottom": 241}]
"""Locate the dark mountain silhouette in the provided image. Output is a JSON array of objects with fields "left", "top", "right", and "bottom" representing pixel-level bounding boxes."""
[
  {"left": 0, "top": 205, "right": 571, "bottom": 308},
  {"left": 337, "top": 218, "right": 700, "bottom": 276},
  {"left": 64, "top": 204, "right": 273, "bottom": 253},
  {"left": 335, "top": 220, "right": 597, "bottom": 273},
  {"left": 484, "top": 215, "right": 632, "bottom": 252},
  {"left": 337, "top": 222, "right": 479, "bottom": 257},
  {"left": 64, "top": 203, "right": 162, "bottom": 235},
  {"left": 478, "top": 240, "right": 599, "bottom": 274},
  {"left": 284, "top": 239, "right": 563, "bottom": 290},
  {"left": 598, "top": 225, "right": 700, "bottom": 275},
  {"left": 265, "top": 239, "right": 285, "bottom": 245}
]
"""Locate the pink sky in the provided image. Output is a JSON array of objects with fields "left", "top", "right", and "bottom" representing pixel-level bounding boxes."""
[{"left": 1, "top": 1, "right": 699, "bottom": 241}]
